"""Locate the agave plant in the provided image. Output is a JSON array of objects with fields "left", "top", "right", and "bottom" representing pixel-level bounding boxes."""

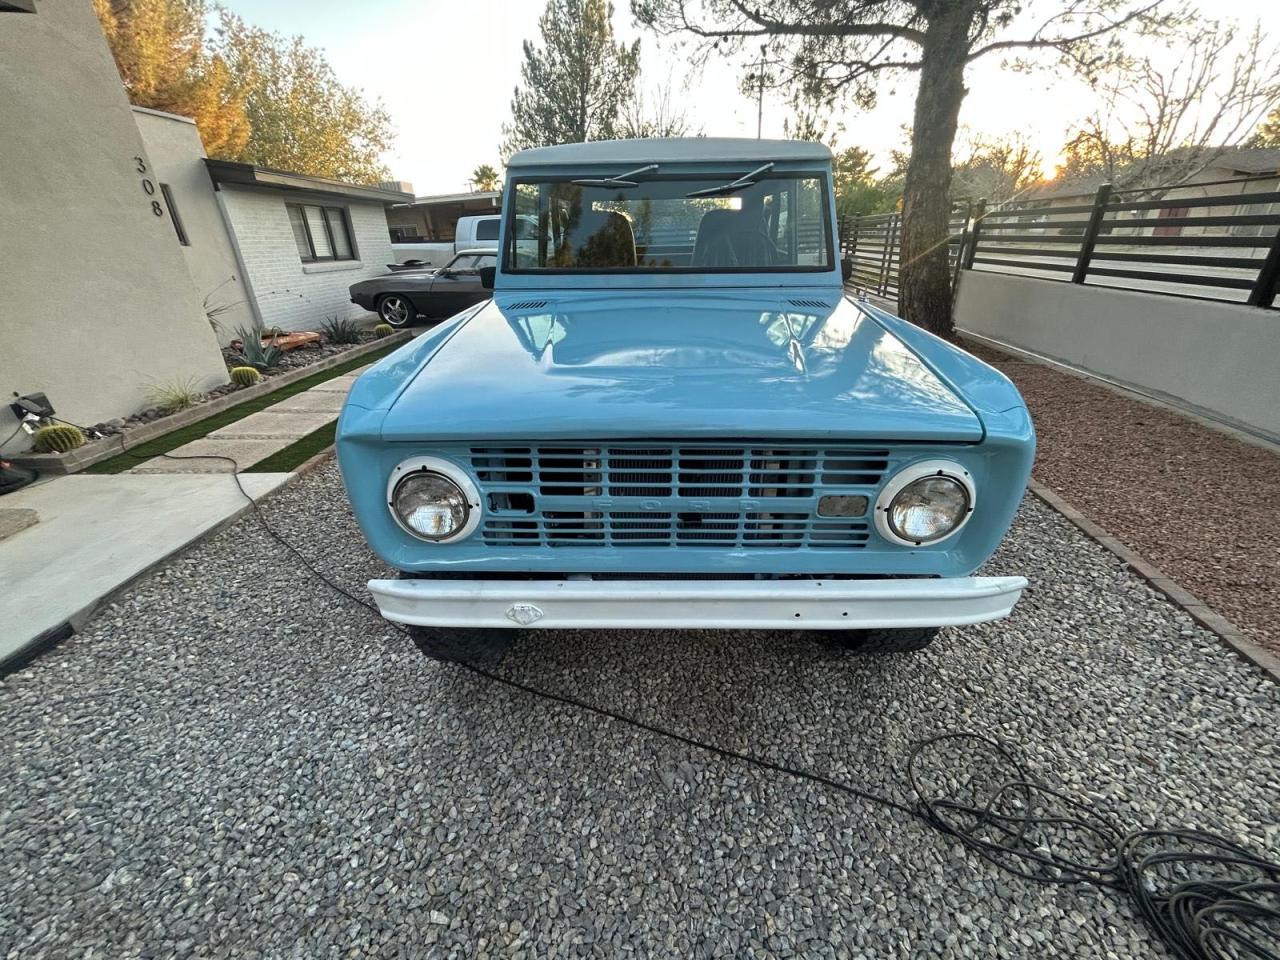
[
  {"left": 232, "top": 324, "right": 284, "bottom": 371},
  {"left": 320, "top": 315, "right": 364, "bottom": 345}
]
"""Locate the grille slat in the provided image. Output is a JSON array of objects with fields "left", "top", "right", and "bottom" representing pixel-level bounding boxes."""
[{"left": 470, "top": 443, "right": 890, "bottom": 548}]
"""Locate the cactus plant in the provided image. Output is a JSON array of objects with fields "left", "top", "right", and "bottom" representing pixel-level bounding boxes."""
[
  {"left": 374, "top": 323, "right": 394, "bottom": 339},
  {"left": 230, "top": 365, "right": 262, "bottom": 387},
  {"left": 32, "top": 423, "right": 85, "bottom": 454}
]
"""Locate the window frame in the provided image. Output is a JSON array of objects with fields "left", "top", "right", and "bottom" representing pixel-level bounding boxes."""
[
  {"left": 285, "top": 201, "right": 358, "bottom": 263},
  {"left": 159, "top": 183, "right": 189, "bottom": 246},
  {"left": 502, "top": 172, "right": 836, "bottom": 275}
]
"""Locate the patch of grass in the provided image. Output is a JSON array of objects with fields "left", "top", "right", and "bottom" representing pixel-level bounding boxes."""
[
  {"left": 244, "top": 420, "right": 337, "bottom": 473},
  {"left": 146, "top": 376, "right": 204, "bottom": 412},
  {"left": 85, "top": 342, "right": 402, "bottom": 474}
]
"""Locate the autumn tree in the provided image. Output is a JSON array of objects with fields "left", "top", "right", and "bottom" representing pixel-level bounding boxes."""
[
  {"left": 1060, "top": 23, "right": 1280, "bottom": 190},
  {"left": 213, "top": 12, "right": 394, "bottom": 183},
  {"left": 94, "top": 0, "right": 248, "bottom": 157},
  {"left": 502, "top": 0, "right": 641, "bottom": 157},
  {"left": 634, "top": 0, "right": 1179, "bottom": 338},
  {"left": 471, "top": 164, "right": 501, "bottom": 191},
  {"left": 1250, "top": 107, "right": 1280, "bottom": 148}
]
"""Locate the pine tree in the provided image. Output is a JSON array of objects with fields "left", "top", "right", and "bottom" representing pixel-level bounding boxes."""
[{"left": 501, "top": 0, "right": 640, "bottom": 158}]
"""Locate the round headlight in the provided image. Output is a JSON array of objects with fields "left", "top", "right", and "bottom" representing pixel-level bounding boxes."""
[
  {"left": 391, "top": 471, "right": 470, "bottom": 541},
  {"left": 887, "top": 475, "right": 970, "bottom": 544}
]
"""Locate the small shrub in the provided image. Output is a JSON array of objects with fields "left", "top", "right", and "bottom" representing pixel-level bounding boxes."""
[
  {"left": 320, "top": 315, "right": 363, "bottom": 345},
  {"left": 230, "top": 365, "right": 262, "bottom": 387},
  {"left": 147, "top": 376, "right": 204, "bottom": 412},
  {"left": 233, "top": 324, "right": 284, "bottom": 370},
  {"left": 33, "top": 423, "right": 85, "bottom": 454},
  {"left": 373, "top": 323, "right": 394, "bottom": 339}
]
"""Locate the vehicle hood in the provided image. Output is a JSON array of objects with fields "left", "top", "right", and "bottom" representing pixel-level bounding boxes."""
[{"left": 378, "top": 292, "right": 983, "bottom": 442}]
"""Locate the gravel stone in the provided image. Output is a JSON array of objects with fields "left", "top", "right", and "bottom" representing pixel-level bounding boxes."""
[
  {"left": 1, "top": 460, "right": 1277, "bottom": 958},
  {"left": 965, "top": 339, "right": 1280, "bottom": 654}
]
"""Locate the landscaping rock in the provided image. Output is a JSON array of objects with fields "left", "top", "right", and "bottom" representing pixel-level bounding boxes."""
[{"left": 1, "top": 463, "right": 1275, "bottom": 957}]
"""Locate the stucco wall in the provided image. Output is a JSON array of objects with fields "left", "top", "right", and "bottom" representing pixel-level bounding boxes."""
[
  {"left": 131, "top": 107, "right": 256, "bottom": 344},
  {"left": 216, "top": 185, "right": 392, "bottom": 332},
  {"left": 0, "top": 0, "right": 228, "bottom": 456},
  {"left": 955, "top": 271, "right": 1280, "bottom": 440}
]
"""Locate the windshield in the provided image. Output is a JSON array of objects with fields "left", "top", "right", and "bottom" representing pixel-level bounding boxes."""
[{"left": 505, "top": 174, "right": 832, "bottom": 272}]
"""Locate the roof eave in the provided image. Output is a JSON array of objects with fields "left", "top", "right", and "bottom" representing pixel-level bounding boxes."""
[{"left": 204, "top": 159, "right": 414, "bottom": 205}]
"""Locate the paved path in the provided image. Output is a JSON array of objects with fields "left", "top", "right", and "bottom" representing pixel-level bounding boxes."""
[
  {"left": 0, "top": 472, "right": 289, "bottom": 666},
  {"left": 0, "top": 365, "right": 370, "bottom": 666},
  {"left": 1, "top": 461, "right": 1276, "bottom": 957},
  {"left": 128, "top": 369, "right": 365, "bottom": 474}
]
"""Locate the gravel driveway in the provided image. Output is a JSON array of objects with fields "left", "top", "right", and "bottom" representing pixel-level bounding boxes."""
[{"left": 2, "top": 462, "right": 1277, "bottom": 959}]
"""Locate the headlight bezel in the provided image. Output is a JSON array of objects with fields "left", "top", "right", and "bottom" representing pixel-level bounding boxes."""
[
  {"left": 874, "top": 459, "right": 975, "bottom": 547},
  {"left": 386, "top": 456, "right": 482, "bottom": 543}
]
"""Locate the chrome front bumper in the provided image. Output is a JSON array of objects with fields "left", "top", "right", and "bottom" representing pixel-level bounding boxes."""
[{"left": 367, "top": 576, "right": 1028, "bottom": 631}]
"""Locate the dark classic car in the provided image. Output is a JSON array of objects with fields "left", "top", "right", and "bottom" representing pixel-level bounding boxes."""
[{"left": 349, "top": 249, "right": 497, "bottom": 327}]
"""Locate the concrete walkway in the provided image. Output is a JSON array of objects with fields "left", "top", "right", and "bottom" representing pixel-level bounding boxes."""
[
  {"left": 128, "top": 369, "right": 364, "bottom": 474},
  {"left": 1, "top": 362, "right": 376, "bottom": 669},
  {"left": 0, "top": 472, "right": 290, "bottom": 668}
]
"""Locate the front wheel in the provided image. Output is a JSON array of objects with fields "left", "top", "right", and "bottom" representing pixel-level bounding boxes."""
[
  {"left": 377, "top": 294, "right": 413, "bottom": 328},
  {"left": 824, "top": 627, "right": 939, "bottom": 654},
  {"left": 406, "top": 625, "right": 519, "bottom": 663}
]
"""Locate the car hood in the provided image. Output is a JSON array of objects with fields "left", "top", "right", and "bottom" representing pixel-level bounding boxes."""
[{"left": 379, "top": 292, "right": 983, "bottom": 442}]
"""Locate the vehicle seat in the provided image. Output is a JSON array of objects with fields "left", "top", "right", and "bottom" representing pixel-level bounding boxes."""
[
  {"left": 570, "top": 210, "right": 637, "bottom": 267},
  {"left": 692, "top": 209, "right": 777, "bottom": 267}
]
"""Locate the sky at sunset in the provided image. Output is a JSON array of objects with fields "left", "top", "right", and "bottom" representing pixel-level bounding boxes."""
[{"left": 215, "top": 0, "right": 1277, "bottom": 195}]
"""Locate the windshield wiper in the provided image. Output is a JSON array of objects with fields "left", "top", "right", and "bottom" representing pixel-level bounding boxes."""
[
  {"left": 685, "top": 162, "right": 775, "bottom": 198},
  {"left": 570, "top": 163, "right": 659, "bottom": 189}
]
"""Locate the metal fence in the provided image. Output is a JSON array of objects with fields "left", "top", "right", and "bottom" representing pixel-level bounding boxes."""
[
  {"left": 839, "top": 174, "right": 1280, "bottom": 309},
  {"left": 838, "top": 208, "right": 972, "bottom": 302}
]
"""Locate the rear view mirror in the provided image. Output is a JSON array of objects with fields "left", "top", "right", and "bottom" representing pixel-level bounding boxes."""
[
  {"left": 841, "top": 257, "right": 853, "bottom": 283},
  {"left": 479, "top": 266, "right": 496, "bottom": 290}
]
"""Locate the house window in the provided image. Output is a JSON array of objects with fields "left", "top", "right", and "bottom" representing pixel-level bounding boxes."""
[
  {"left": 285, "top": 202, "right": 356, "bottom": 262},
  {"left": 160, "top": 183, "right": 189, "bottom": 246}
]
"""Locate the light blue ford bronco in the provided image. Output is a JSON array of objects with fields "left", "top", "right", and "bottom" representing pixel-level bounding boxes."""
[{"left": 337, "top": 138, "right": 1034, "bottom": 660}]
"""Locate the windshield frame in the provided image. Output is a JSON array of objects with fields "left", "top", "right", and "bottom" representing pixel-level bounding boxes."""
[{"left": 501, "top": 171, "right": 836, "bottom": 276}]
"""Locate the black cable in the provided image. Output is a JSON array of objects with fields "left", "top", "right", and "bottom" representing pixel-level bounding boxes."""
[
  {"left": 54, "top": 415, "right": 1280, "bottom": 960},
  {"left": 0, "top": 419, "right": 26, "bottom": 451}
]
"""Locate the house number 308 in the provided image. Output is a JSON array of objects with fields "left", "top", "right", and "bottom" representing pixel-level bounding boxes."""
[{"left": 133, "top": 156, "right": 163, "bottom": 217}]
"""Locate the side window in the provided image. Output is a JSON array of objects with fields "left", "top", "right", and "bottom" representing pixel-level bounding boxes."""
[
  {"left": 160, "top": 184, "right": 189, "bottom": 246},
  {"left": 474, "top": 218, "right": 500, "bottom": 242},
  {"left": 286, "top": 202, "right": 357, "bottom": 262},
  {"left": 474, "top": 254, "right": 496, "bottom": 270}
]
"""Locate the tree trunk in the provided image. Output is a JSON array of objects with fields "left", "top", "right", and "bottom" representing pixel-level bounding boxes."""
[{"left": 897, "top": 3, "right": 974, "bottom": 339}]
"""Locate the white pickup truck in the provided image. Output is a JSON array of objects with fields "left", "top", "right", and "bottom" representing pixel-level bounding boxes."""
[{"left": 389, "top": 215, "right": 500, "bottom": 271}]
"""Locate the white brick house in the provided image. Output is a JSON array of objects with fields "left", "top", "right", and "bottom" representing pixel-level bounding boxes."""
[{"left": 205, "top": 161, "right": 412, "bottom": 333}]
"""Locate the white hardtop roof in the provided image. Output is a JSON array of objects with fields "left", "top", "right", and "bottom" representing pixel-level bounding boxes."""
[{"left": 507, "top": 137, "right": 832, "bottom": 168}]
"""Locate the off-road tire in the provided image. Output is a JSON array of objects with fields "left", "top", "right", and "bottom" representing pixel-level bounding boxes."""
[
  {"left": 406, "top": 625, "right": 519, "bottom": 664},
  {"left": 826, "top": 627, "right": 940, "bottom": 654}
]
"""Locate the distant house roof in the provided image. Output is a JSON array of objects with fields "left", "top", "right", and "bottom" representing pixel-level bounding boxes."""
[
  {"left": 204, "top": 159, "right": 414, "bottom": 205},
  {"left": 507, "top": 137, "right": 833, "bottom": 168},
  {"left": 1215, "top": 146, "right": 1280, "bottom": 175},
  {"left": 1030, "top": 146, "right": 1280, "bottom": 200},
  {"left": 397, "top": 189, "right": 501, "bottom": 207}
]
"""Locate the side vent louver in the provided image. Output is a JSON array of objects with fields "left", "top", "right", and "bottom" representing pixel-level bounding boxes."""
[
  {"left": 788, "top": 298, "right": 833, "bottom": 309},
  {"left": 507, "top": 299, "right": 550, "bottom": 310}
]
